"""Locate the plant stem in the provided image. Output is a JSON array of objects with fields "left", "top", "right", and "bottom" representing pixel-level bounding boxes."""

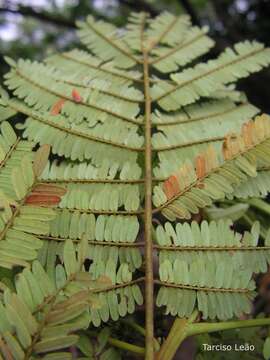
[
  {"left": 156, "top": 319, "right": 188, "bottom": 360},
  {"left": 247, "top": 198, "right": 270, "bottom": 216},
  {"left": 142, "top": 16, "right": 155, "bottom": 359},
  {"left": 242, "top": 214, "right": 254, "bottom": 227},
  {"left": 156, "top": 311, "right": 199, "bottom": 360},
  {"left": 157, "top": 314, "right": 270, "bottom": 360},
  {"left": 122, "top": 319, "right": 160, "bottom": 351},
  {"left": 187, "top": 317, "right": 270, "bottom": 336},
  {"left": 108, "top": 337, "right": 145, "bottom": 355},
  {"left": 122, "top": 319, "right": 146, "bottom": 337}
]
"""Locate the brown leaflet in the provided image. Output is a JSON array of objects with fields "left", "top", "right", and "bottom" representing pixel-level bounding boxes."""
[{"left": 50, "top": 98, "right": 66, "bottom": 115}]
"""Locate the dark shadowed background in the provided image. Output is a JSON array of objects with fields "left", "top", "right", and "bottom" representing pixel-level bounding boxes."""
[{"left": 0, "top": 0, "right": 270, "bottom": 113}]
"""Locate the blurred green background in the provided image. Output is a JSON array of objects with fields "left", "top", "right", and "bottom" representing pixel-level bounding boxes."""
[{"left": 0, "top": 0, "right": 270, "bottom": 111}]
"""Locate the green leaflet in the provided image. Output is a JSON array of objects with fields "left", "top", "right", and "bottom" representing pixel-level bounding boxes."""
[
  {"left": 0, "top": 120, "right": 35, "bottom": 200},
  {"left": 47, "top": 211, "right": 142, "bottom": 272},
  {"left": 41, "top": 159, "right": 142, "bottom": 181},
  {"left": 0, "top": 123, "right": 55, "bottom": 269},
  {"left": 263, "top": 337, "right": 270, "bottom": 360},
  {"left": 0, "top": 240, "right": 140, "bottom": 357},
  {"left": 156, "top": 287, "right": 255, "bottom": 321},
  {"left": 77, "top": 15, "right": 138, "bottom": 69},
  {"left": 6, "top": 60, "right": 143, "bottom": 125},
  {"left": 153, "top": 100, "right": 259, "bottom": 175},
  {"left": 58, "top": 183, "right": 141, "bottom": 211},
  {"left": 89, "top": 285, "right": 143, "bottom": 327},
  {"left": 0, "top": 105, "right": 17, "bottom": 122},
  {"left": 153, "top": 116, "right": 270, "bottom": 221},
  {"left": 150, "top": 26, "right": 214, "bottom": 73},
  {"left": 205, "top": 203, "right": 249, "bottom": 222},
  {"left": 145, "top": 12, "right": 191, "bottom": 47},
  {"left": 0, "top": 143, "right": 34, "bottom": 200},
  {"left": 34, "top": 335, "right": 79, "bottom": 353},
  {"left": 46, "top": 48, "right": 142, "bottom": 86},
  {"left": 156, "top": 220, "right": 270, "bottom": 274},
  {"left": 156, "top": 219, "right": 244, "bottom": 247},
  {"left": 151, "top": 41, "right": 270, "bottom": 111},
  {"left": 156, "top": 221, "right": 269, "bottom": 319},
  {"left": 231, "top": 169, "right": 270, "bottom": 199},
  {"left": 38, "top": 59, "right": 143, "bottom": 103},
  {"left": 0, "top": 202, "right": 55, "bottom": 269},
  {"left": 50, "top": 211, "right": 139, "bottom": 243},
  {"left": 63, "top": 239, "right": 78, "bottom": 276}
]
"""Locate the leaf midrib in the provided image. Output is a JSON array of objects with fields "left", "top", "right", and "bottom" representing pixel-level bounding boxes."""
[
  {"left": 13, "top": 70, "right": 142, "bottom": 126},
  {"left": 9, "top": 100, "right": 144, "bottom": 152},
  {"left": 153, "top": 47, "right": 266, "bottom": 102}
]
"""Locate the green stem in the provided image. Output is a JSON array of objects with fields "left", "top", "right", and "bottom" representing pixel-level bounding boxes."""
[
  {"left": 187, "top": 317, "right": 270, "bottom": 336},
  {"left": 108, "top": 337, "right": 145, "bottom": 355},
  {"left": 156, "top": 311, "right": 199, "bottom": 360},
  {"left": 242, "top": 214, "right": 254, "bottom": 227},
  {"left": 122, "top": 319, "right": 160, "bottom": 351},
  {"left": 247, "top": 198, "right": 270, "bottom": 216},
  {"left": 157, "top": 315, "right": 270, "bottom": 360},
  {"left": 122, "top": 319, "right": 146, "bottom": 337}
]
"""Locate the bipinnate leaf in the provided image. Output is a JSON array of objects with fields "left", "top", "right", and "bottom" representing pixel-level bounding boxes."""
[
  {"left": 153, "top": 115, "right": 270, "bottom": 220},
  {"left": 0, "top": 240, "right": 122, "bottom": 358},
  {"left": 1, "top": 10, "right": 270, "bottom": 360}
]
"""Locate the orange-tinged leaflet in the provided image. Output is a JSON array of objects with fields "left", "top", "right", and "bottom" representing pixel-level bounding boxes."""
[
  {"left": 50, "top": 99, "right": 66, "bottom": 115},
  {"left": 195, "top": 154, "right": 206, "bottom": 178},
  {"left": 33, "top": 183, "right": 67, "bottom": 197},
  {"left": 25, "top": 194, "right": 62, "bottom": 206},
  {"left": 163, "top": 175, "right": 180, "bottom": 200},
  {"left": 72, "top": 88, "right": 82, "bottom": 103}
]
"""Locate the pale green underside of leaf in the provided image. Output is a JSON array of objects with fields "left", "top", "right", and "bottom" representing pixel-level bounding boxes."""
[
  {"left": 157, "top": 287, "right": 254, "bottom": 321},
  {"left": 157, "top": 220, "right": 270, "bottom": 274},
  {"left": 41, "top": 159, "right": 142, "bottom": 181},
  {"left": 5, "top": 61, "right": 143, "bottom": 127},
  {"left": 40, "top": 159, "right": 143, "bottom": 212},
  {"left": 0, "top": 205, "right": 55, "bottom": 269},
  {"left": 1, "top": 11, "right": 270, "bottom": 330},
  {"left": 50, "top": 211, "right": 139, "bottom": 245},
  {"left": 150, "top": 26, "right": 214, "bottom": 73},
  {"left": 153, "top": 99, "right": 259, "bottom": 175},
  {"left": 0, "top": 106, "right": 16, "bottom": 122},
  {"left": 20, "top": 116, "right": 140, "bottom": 166},
  {"left": 0, "top": 122, "right": 57, "bottom": 269},
  {"left": 231, "top": 169, "right": 270, "bottom": 199},
  {"left": 204, "top": 203, "right": 249, "bottom": 222},
  {"left": 151, "top": 41, "right": 270, "bottom": 111},
  {"left": 77, "top": 15, "right": 139, "bottom": 69},
  {"left": 46, "top": 49, "right": 142, "bottom": 85},
  {"left": 0, "top": 136, "right": 35, "bottom": 200},
  {"left": 153, "top": 129, "right": 270, "bottom": 221},
  {"left": 145, "top": 12, "right": 191, "bottom": 48},
  {"left": 34, "top": 211, "right": 144, "bottom": 327},
  {"left": 7, "top": 100, "right": 141, "bottom": 169},
  {"left": 0, "top": 240, "right": 143, "bottom": 358},
  {"left": 58, "top": 183, "right": 141, "bottom": 212},
  {"left": 156, "top": 220, "right": 266, "bottom": 320},
  {"left": 0, "top": 119, "right": 29, "bottom": 185},
  {"left": 46, "top": 211, "right": 142, "bottom": 272}
]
